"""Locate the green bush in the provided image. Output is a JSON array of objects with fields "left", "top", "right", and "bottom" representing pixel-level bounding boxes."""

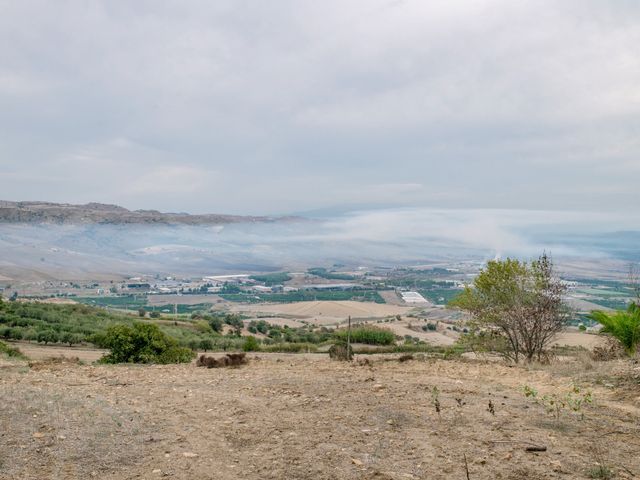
[
  {"left": 333, "top": 326, "right": 396, "bottom": 345},
  {"left": 590, "top": 303, "right": 640, "bottom": 356},
  {"left": 208, "top": 316, "right": 223, "bottom": 333},
  {"left": 242, "top": 335, "right": 260, "bottom": 352},
  {"left": 100, "top": 323, "right": 195, "bottom": 364}
]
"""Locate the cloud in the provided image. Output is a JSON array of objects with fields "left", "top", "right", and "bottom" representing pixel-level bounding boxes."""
[
  {"left": 124, "top": 165, "right": 215, "bottom": 195},
  {"left": 0, "top": 1, "right": 639, "bottom": 214}
]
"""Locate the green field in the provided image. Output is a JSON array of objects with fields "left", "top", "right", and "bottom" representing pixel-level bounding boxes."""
[
  {"left": 307, "top": 268, "right": 356, "bottom": 281},
  {"left": 249, "top": 272, "right": 292, "bottom": 285},
  {"left": 419, "top": 288, "right": 463, "bottom": 305},
  {"left": 220, "top": 289, "right": 385, "bottom": 304}
]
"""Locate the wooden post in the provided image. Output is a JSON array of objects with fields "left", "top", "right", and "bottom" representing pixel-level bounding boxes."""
[{"left": 347, "top": 315, "right": 352, "bottom": 361}]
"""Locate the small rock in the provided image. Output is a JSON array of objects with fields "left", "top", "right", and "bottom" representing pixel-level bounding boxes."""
[
  {"left": 351, "top": 458, "right": 364, "bottom": 466},
  {"left": 152, "top": 469, "right": 162, "bottom": 474},
  {"left": 373, "top": 384, "right": 385, "bottom": 391},
  {"left": 32, "top": 432, "right": 45, "bottom": 439},
  {"left": 550, "top": 460, "right": 563, "bottom": 472},
  {"left": 182, "top": 452, "right": 199, "bottom": 458}
]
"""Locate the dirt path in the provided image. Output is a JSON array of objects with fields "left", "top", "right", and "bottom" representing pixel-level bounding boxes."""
[{"left": 1, "top": 356, "right": 638, "bottom": 480}]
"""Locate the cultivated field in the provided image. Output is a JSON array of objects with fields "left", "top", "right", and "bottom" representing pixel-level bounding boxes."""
[
  {"left": 231, "top": 300, "right": 415, "bottom": 324},
  {"left": 1, "top": 354, "right": 639, "bottom": 479}
]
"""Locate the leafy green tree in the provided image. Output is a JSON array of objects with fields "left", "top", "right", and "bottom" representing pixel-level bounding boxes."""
[
  {"left": 199, "top": 338, "right": 213, "bottom": 351},
  {"left": 450, "top": 254, "right": 569, "bottom": 363},
  {"left": 100, "top": 323, "right": 195, "bottom": 364},
  {"left": 590, "top": 303, "right": 640, "bottom": 356},
  {"left": 36, "top": 329, "right": 59, "bottom": 345},
  {"left": 138, "top": 308, "right": 146, "bottom": 317}
]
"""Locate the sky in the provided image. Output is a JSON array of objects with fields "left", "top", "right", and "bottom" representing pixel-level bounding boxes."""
[{"left": 1, "top": 1, "right": 639, "bottom": 215}]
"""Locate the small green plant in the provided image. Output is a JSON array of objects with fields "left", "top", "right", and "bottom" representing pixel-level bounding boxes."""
[
  {"left": 431, "top": 386, "right": 441, "bottom": 416},
  {"left": 587, "top": 465, "right": 613, "bottom": 479},
  {"left": 522, "top": 384, "right": 593, "bottom": 422}
]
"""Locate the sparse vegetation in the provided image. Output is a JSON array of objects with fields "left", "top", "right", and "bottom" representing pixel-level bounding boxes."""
[
  {"left": 333, "top": 326, "right": 395, "bottom": 345},
  {"left": 0, "top": 339, "right": 27, "bottom": 360},
  {"left": 523, "top": 384, "right": 593, "bottom": 423}
]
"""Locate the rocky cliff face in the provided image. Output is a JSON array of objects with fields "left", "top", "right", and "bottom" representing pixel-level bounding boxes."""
[{"left": 0, "top": 201, "right": 285, "bottom": 225}]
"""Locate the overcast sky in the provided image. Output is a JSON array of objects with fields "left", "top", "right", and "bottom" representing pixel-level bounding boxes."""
[{"left": 1, "top": 1, "right": 639, "bottom": 215}]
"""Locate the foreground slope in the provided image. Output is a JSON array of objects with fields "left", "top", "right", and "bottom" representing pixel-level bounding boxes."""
[{"left": 1, "top": 355, "right": 638, "bottom": 479}]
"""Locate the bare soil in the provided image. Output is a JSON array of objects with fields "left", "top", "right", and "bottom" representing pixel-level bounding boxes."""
[
  {"left": 232, "top": 300, "right": 414, "bottom": 324},
  {"left": 1, "top": 355, "right": 639, "bottom": 479}
]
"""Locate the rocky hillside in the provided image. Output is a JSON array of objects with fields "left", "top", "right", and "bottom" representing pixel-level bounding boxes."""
[{"left": 0, "top": 201, "right": 287, "bottom": 225}]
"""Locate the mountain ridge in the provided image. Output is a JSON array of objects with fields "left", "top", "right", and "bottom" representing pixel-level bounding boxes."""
[{"left": 0, "top": 200, "right": 296, "bottom": 225}]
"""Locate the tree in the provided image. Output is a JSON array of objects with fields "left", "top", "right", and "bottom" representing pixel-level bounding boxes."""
[
  {"left": 36, "top": 329, "right": 59, "bottom": 345},
  {"left": 208, "top": 316, "right": 223, "bottom": 333},
  {"left": 450, "top": 254, "right": 569, "bottom": 363},
  {"left": 100, "top": 323, "right": 195, "bottom": 364},
  {"left": 138, "top": 308, "right": 146, "bottom": 317},
  {"left": 199, "top": 338, "right": 214, "bottom": 351},
  {"left": 590, "top": 303, "right": 640, "bottom": 356}
]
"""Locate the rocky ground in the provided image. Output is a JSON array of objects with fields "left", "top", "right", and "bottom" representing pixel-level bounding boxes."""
[{"left": 1, "top": 354, "right": 639, "bottom": 480}]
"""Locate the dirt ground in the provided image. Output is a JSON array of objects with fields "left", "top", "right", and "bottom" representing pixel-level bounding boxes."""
[
  {"left": 11, "top": 343, "right": 108, "bottom": 363},
  {"left": 232, "top": 300, "right": 415, "bottom": 324},
  {"left": 1, "top": 354, "right": 639, "bottom": 480}
]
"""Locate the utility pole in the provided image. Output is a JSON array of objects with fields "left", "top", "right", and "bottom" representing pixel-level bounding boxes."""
[{"left": 347, "top": 315, "right": 352, "bottom": 361}]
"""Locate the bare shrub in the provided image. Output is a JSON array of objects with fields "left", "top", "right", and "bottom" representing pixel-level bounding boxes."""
[
  {"left": 196, "top": 352, "right": 247, "bottom": 368},
  {"left": 328, "top": 343, "right": 353, "bottom": 361},
  {"left": 591, "top": 337, "right": 626, "bottom": 361}
]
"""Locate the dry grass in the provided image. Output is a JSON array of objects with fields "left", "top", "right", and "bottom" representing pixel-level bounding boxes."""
[{"left": 1, "top": 355, "right": 639, "bottom": 479}]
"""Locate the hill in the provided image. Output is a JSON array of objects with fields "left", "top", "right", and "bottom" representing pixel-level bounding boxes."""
[{"left": 0, "top": 201, "right": 294, "bottom": 225}]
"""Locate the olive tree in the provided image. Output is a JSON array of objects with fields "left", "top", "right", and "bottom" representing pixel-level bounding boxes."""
[{"left": 450, "top": 253, "right": 569, "bottom": 363}]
